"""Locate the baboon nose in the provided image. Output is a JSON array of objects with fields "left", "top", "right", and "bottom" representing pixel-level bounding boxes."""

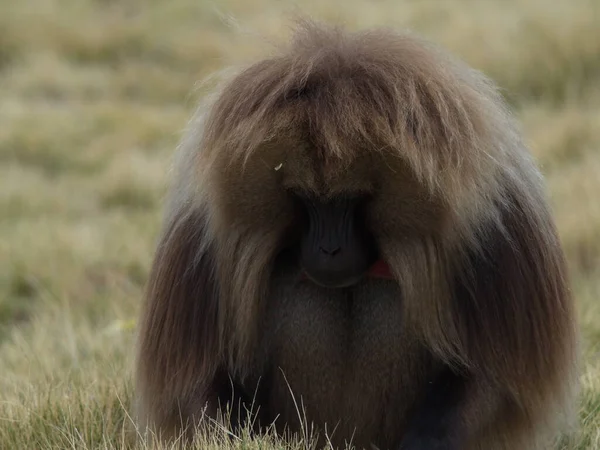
[{"left": 319, "top": 245, "right": 341, "bottom": 256}]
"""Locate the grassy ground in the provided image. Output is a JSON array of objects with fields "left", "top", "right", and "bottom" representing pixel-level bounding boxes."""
[{"left": 1, "top": 0, "right": 599, "bottom": 448}]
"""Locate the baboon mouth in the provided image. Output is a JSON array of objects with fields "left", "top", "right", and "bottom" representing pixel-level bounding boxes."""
[{"left": 300, "top": 260, "right": 394, "bottom": 287}]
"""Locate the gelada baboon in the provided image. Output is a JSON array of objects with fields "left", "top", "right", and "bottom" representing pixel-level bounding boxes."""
[{"left": 134, "top": 20, "right": 579, "bottom": 450}]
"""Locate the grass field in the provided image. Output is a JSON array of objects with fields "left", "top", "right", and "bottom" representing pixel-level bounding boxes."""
[{"left": 1, "top": 0, "right": 599, "bottom": 448}]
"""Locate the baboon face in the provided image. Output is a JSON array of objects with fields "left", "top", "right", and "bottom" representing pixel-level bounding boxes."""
[
  {"left": 291, "top": 191, "right": 379, "bottom": 288},
  {"left": 266, "top": 143, "right": 445, "bottom": 289},
  {"left": 264, "top": 144, "right": 382, "bottom": 288},
  {"left": 211, "top": 134, "right": 444, "bottom": 288}
]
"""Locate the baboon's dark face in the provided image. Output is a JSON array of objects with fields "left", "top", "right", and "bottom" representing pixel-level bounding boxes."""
[{"left": 293, "top": 192, "right": 379, "bottom": 288}]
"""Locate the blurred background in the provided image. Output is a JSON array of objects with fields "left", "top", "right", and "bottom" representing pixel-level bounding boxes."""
[{"left": 0, "top": 0, "right": 599, "bottom": 448}]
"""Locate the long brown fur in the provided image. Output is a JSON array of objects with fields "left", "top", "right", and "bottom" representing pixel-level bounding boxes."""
[{"left": 134, "top": 20, "right": 579, "bottom": 449}]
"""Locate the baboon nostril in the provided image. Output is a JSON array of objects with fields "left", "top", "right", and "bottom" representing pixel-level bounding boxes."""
[{"left": 319, "top": 246, "right": 341, "bottom": 256}]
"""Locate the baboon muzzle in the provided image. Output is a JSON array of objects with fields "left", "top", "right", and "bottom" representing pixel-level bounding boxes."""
[{"left": 298, "top": 195, "right": 392, "bottom": 287}]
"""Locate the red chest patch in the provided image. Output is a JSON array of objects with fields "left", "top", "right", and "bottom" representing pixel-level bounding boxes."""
[{"left": 366, "top": 259, "right": 394, "bottom": 279}]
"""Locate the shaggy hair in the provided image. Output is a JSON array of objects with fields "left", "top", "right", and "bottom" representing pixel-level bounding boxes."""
[{"left": 135, "top": 20, "right": 579, "bottom": 449}]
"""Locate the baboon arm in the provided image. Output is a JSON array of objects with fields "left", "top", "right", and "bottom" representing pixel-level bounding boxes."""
[{"left": 401, "top": 191, "right": 575, "bottom": 449}]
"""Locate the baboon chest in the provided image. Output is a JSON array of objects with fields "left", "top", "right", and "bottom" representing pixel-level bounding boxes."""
[{"left": 257, "top": 279, "right": 430, "bottom": 448}]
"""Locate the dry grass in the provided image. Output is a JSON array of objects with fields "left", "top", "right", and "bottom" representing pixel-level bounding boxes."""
[{"left": 1, "top": 0, "right": 599, "bottom": 448}]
